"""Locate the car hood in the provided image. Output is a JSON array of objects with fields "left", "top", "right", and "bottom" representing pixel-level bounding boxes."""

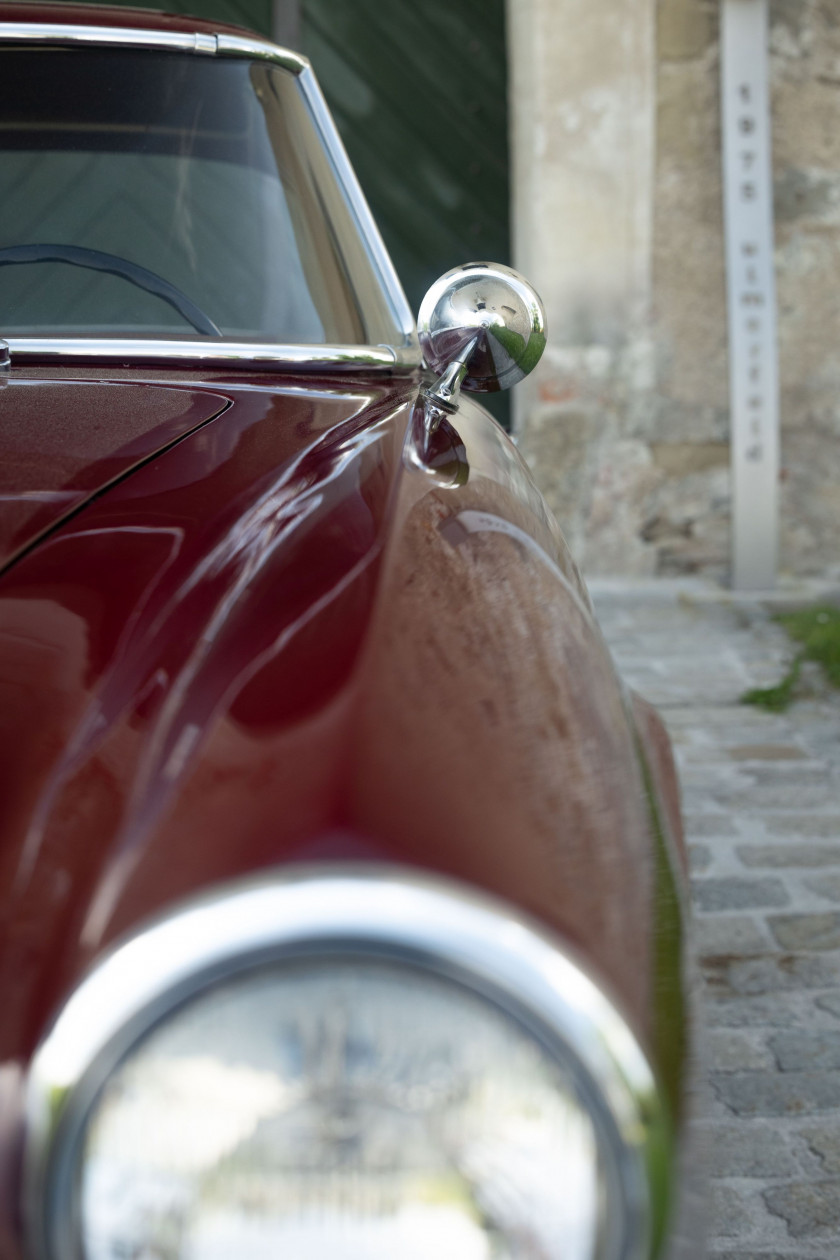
[
  {"left": 0, "top": 377, "right": 230, "bottom": 569},
  {"left": 0, "top": 370, "right": 416, "bottom": 1055}
]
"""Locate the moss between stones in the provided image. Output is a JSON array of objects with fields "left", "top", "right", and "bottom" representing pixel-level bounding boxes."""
[{"left": 741, "top": 605, "right": 840, "bottom": 712}]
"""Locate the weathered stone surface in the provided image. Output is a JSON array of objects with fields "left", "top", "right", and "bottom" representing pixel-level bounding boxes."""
[
  {"left": 657, "top": 0, "right": 716, "bottom": 61},
  {"left": 775, "top": 167, "right": 840, "bottom": 225},
  {"left": 804, "top": 873, "right": 840, "bottom": 903},
  {"left": 684, "top": 812, "right": 739, "bottom": 837},
  {"left": 712, "top": 1255, "right": 831, "bottom": 1260},
  {"left": 689, "top": 842, "right": 711, "bottom": 871},
  {"left": 709, "top": 1182, "right": 762, "bottom": 1240},
  {"left": 712, "top": 1255, "right": 830, "bottom": 1260},
  {"left": 763, "top": 816, "right": 840, "bottom": 839},
  {"left": 769, "top": 913, "right": 840, "bottom": 952},
  {"left": 693, "top": 877, "right": 790, "bottom": 912},
  {"left": 712, "top": 1070, "right": 840, "bottom": 1117},
  {"left": 738, "top": 845, "right": 840, "bottom": 868},
  {"left": 705, "top": 994, "right": 818, "bottom": 1029},
  {"left": 816, "top": 993, "right": 840, "bottom": 1020},
  {"left": 764, "top": 1180, "right": 840, "bottom": 1238},
  {"left": 593, "top": 579, "right": 840, "bottom": 1252},
  {"left": 704, "top": 1030, "right": 774, "bottom": 1073},
  {"left": 653, "top": 56, "right": 727, "bottom": 425},
  {"left": 701, "top": 1120, "right": 802, "bottom": 1176},
  {"left": 746, "top": 764, "right": 832, "bottom": 787},
  {"left": 516, "top": 406, "right": 602, "bottom": 566},
  {"left": 651, "top": 442, "right": 729, "bottom": 476},
  {"left": 727, "top": 743, "right": 808, "bottom": 761},
  {"left": 702, "top": 954, "right": 840, "bottom": 997},
  {"left": 771, "top": 1031, "right": 840, "bottom": 1073},
  {"left": 694, "top": 914, "right": 769, "bottom": 958},
  {"left": 714, "top": 781, "right": 837, "bottom": 809},
  {"left": 639, "top": 463, "right": 730, "bottom": 577},
  {"left": 803, "top": 1124, "right": 840, "bottom": 1175},
  {"left": 513, "top": 0, "right": 840, "bottom": 576}
]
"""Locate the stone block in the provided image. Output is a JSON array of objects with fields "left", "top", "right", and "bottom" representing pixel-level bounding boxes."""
[
  {"left": 700, "top": 1120, "right": 804, "bottom": 1177},
  {"left": 802, "top": 1123, "right": 840, "bottom": 1175},
  {"left": 705, "top": 994, "right": 819, "bottom": 1029},
  {"left": 702, "top": 954, "right": 840, "bottom": 997},
  {"left": 710, "top": 1254, "right": 832, "bottom": 1260},
  {"left": 738, "top": 845, "right": 840, "bottom": 868},
  {"left": 684, "top": 813, "right": 739, "bottom": 838},
  {"left": 694, "top": 915, "right": 769, "bottom": 958},
  {"left": 763, "top": 817, "right": 840, "bottom": 839},
  {"left": 714, "top": 782, "right": 837, "bottom": 809},
  {"left": 769, "top": 913, "right": 840, "bottom": 952},
  {"left": 712, "top": 1070, "right": 840, "bottom": 1117},
  {"left": 727, "top": 743, "right": 807, "bottom": 761},
  {"left": 770, "top": 1031, "right": 840, "bottom": 1072},
  {"left": 704, "top": 1029, "right": 775, "bottom": 1073},
  {"left": 804, "top": 873, "right": 840, "bottom": 903},
  {"left": 764, "top": 1179, "right": 840, "bottom": 1238},
  {"left": 708, "top": 1182, "right": 765, "bottom": 1241},
  {"left": 693, "top": 877, "right": 790, "bottom": 912},
  {"left": 690, "top": 842, "right": 712, "bottom": 871},
  {"left": 816, "top": 994, "right": 840, "bottom": 1020}
]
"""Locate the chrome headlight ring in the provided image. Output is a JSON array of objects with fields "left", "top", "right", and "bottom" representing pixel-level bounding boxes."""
[{"left": 24, "top": 866, "right": 672, "bottom": 1260}]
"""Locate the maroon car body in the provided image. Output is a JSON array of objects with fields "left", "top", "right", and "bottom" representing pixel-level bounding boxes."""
[{"left": 0, "top": 7, "right": 691, "bottom": 1259}]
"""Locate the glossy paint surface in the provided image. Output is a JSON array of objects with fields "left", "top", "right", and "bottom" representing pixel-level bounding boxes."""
[
  {"left": 0, "top": 362, "right": 683, "bottom": 1032},
  {"left": 0, "top": 367, "right": 406, "bottom": 1048},
  {"left": 0, "top": 364, "right": 687, "bottom": 1255},
  {"left": 0, "top": 380, "right": 227, "bottom": 567}
]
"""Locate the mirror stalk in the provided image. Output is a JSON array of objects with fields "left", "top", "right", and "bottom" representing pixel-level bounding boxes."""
[{"left": 420, "top": 335, "right": 479, "bottom": 431}]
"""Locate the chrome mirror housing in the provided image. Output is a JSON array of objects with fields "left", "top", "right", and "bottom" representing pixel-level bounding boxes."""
[{"left": 417, "top": 263, "right": 546, "bottom": 414}]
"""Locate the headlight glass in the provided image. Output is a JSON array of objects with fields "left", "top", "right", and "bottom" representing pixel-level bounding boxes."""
[{"left": 79, "top": 959, "right": 616, "bottom": 1260}]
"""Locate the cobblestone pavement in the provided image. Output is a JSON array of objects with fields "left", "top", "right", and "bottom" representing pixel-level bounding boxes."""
[{"left": 591, "top": 578, "right": 840, "bottom": 1260}]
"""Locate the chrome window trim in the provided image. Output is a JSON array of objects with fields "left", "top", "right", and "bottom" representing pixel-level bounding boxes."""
[
  {"left": 3, "top": 338, "right": 419, "bottom": 373},
  {"left": 214, "top": 30, "right": 305, "bottom": 70},
  {"left": 24, "top": 865, "right": 669, "bottom": 1260},
  {"left": 0, "top": 22, "right": 307, "bottom": 72},
  {"left": 0, "top": 22, "right": 421, "bottom": 369},
  {"left": 297, "top": 65, "right": 417, "bottom": 349}
]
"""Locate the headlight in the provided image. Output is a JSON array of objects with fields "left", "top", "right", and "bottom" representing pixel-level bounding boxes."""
[{"left": 25, "top": 868, "right": 671, "bottom": 1260}]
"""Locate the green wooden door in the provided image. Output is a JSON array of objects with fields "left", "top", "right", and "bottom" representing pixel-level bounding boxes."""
[
  {"left": 300, "top": 1, "right": 509, "bottom": 311},
  {"left": 300, "top": 0, "right": 510, "bottom": 422},
  {"left": 84, "top": 0, "right": 273, "bottom": 36}
]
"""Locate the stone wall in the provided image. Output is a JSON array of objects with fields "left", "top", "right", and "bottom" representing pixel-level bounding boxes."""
[{"left": 509, "top": 0, "right": 840, "bottom": 581}]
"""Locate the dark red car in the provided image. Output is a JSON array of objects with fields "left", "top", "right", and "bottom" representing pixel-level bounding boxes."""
[{"left": 0, "top": 6, "right": 692, "bottom": 1258}]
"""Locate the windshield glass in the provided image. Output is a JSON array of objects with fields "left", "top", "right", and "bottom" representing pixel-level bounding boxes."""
[{"left": 0, "top": 46, "right": 404, "bottom": 345}]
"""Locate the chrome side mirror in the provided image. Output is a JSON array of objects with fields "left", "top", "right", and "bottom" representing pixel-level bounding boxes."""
[{"left": 417, "top": 263, "right": 546, "bottom": 416}]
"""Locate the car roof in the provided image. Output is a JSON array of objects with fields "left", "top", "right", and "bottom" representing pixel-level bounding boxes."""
[{"left": 0, "top": 2, "right": 259, "bottom": 40}]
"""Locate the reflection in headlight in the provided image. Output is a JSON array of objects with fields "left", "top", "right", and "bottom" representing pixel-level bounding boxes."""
[{"left": 81, "top": 960, "right": 611, "bottom": 1259}]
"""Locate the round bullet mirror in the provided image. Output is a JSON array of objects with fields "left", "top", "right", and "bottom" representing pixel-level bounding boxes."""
[{"left": 417, "top": 262, "right": 547, "bottom": 393}]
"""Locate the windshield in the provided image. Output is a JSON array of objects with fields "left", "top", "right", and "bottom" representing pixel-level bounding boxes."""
[{"left": 0, "top": 46, "right": 405, "bottom": 346}]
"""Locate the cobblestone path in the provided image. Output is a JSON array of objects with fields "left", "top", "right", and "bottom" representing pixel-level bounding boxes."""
[{"left": 592, "top": 578, "right": 840, "bottom": 1260}]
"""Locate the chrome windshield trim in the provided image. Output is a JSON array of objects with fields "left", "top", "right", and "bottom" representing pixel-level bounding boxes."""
[
  {"left": 4, "top": 338, "right": 421, "bottom": 372},
  {"left": 298, "top": 65, "right": 418, "bottom": 348},
  {"left": 215, "top": 31, "right": 307, "bottom": 71},
  {"left": 0, "top": 22, "right": 308, "bottom": 72},
  {"left": 24, "top": 865, "right": 668, "bottom": 1260}
]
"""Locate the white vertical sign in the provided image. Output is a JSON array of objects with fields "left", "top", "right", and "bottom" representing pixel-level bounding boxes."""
[{"left": 721, "top": 0, "right": 779, "bottom": 590}]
